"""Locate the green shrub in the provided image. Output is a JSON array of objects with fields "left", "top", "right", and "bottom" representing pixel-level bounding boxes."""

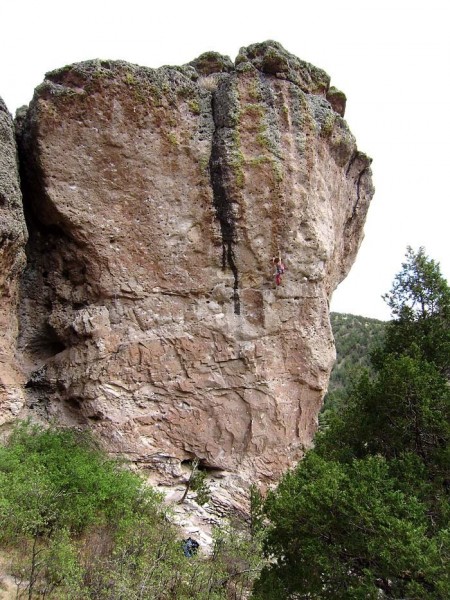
[{"left": 0, "top": 421, "right": 264, "bottom": 599}]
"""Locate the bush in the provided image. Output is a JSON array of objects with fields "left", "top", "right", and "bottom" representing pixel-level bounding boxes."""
[
  {"left": 0, "top": 421, "right": 165, "bottom": 598},
  {"left": 0, "top": 421, "right": 264, "bottom": 599}
]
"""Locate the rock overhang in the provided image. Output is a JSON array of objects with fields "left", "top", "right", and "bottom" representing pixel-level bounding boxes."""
[{"left": 1, "top": 41, "right": 374, "bottom": 507}]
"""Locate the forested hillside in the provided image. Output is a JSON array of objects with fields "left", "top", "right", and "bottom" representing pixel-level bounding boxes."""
[
  {"left": 322, "top": 313, "right": 387, "bottom": 417},
  {"left": 330, "top": 312, "right": 387, "bottom": 383}
]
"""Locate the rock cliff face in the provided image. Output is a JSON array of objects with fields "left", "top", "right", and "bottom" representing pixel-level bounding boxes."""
[
  {"left": 11, "top": 41, "right": 373, "bottom": 492},
  {"left": 0, "top": 98, "right": 27, "bottom": 423}
]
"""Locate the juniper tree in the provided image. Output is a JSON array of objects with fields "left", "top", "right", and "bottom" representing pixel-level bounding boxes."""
[{"left": 254, "top": 248, "right": 450, "bottom": 599}]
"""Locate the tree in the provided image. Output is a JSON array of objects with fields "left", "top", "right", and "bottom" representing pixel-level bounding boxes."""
[
  {"left": 178, "top": 457, "right": 211, "bottom": 506},
  {"left": 0, "top": 421, "right": 169, "bottom": 599},
  {"left": 254, "top": 453, "right": 446, "bottom": 600},
  {"left": 380, "top": 246, "right": 450, "bottom": 375},
  {"left": 319, "top": 248, "right": 450, "bottom": 485},
  {"left": 254, "top": 248, "right": 450, "bottom": 599},
  {"left": 383, "top": 247, "right": 450, "bottom": 322},
  {"left": 317, "top": 355, "right": 450, "bottom": 484}
]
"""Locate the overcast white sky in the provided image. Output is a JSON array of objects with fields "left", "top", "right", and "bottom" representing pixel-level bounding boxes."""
[{"left": 1, "top": 0, "right": 448, "bottom": 320}]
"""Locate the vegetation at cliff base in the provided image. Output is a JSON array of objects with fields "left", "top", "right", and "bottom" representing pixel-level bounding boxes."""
[
  {"left": 254, "top": 247, "right": 450, "bottom": 599},
  {"left": 0, "top": 423, "right": 263, "bottom": 599}
]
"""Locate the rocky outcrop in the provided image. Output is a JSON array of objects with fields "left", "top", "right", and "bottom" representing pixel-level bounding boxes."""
[
  {"left": 0, "top": 98, "right": 27, "bottom": 423},
  {"left": 15, "top": 41, "right": 373, "bottom": 494}
]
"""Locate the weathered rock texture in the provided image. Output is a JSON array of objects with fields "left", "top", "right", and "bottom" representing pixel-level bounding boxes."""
[
  {"left": 0, "top": 98, "right": 27, "bottom": 423},
  {"left": 15, "top": 41, "right": 373, "bottom": 490}
]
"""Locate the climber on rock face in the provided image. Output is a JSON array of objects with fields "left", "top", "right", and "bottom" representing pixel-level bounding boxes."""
[{"left": 273, "top": 256, "right": 285, "bottom": 286}]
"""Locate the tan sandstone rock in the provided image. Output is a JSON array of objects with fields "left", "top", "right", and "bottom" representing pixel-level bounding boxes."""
[
  {"left": 0, "top": 98, "right": 27, "bottom": 424},
  {"left": 16, "top": 41, "right": 374, "bottom": 497}
]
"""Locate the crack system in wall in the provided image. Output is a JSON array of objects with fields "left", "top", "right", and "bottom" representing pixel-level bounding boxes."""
[{"left": 209, "top": 80, "right": 241, "bottom": 315}]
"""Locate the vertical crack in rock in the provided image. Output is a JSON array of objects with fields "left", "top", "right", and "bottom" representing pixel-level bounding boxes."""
[
  {"left": 0, "top": 96, "right": 27, "bottom": 418},
  {"left": 345, "top": 151, "right": 358, "bottom": 176},
  {"left": 209, "top": 78, "right": 241, "bottom": 315}
]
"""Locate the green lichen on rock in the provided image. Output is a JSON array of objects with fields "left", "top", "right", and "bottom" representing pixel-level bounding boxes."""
[
  {"left": 188, "top": 52, "right": 234, "bottom": 76},
  {"left": 321, "top": 112, "right": 337, "bottom": 138},
  {"left": 167, "top": 131, "right": 179, "bottom": 146},
  {"left": 230, "top": 130, "right": 245, "bottom": 188},
  {"left": 247, "top": 155, "right": 270, "bottom": 167},
  {"left": 38, "top": 60, "right": 201, "bottom": 113},
  {"left": 271, "top": 157, "right": 283, "bottom": 183},
  {"left": 123, "top": 72, "right": 138, "bottom": 86},
  {"left": 236, "top": 40, "right": 330, "bottom": 95},
  {"left": 326, "top": 86, "right": 347, "bottom": 116},
  {"left": 188, "top": 99, "right": 201, "bottom": 115},
  {"left": 241, "top": 103, "right": 265, "bottom": 118},
  {"left": 198, "top": 153, "right": 210, "bottom": 173},
  {"left": 248, "top": 80, "right": 262, "bottom": 101},
  {"left": 256, "top": 129, "right": 270, "bottom": 150}
]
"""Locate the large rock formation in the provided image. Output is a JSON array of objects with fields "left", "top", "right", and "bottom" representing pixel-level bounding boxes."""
[
  {"left": 13, "top": 41, "right": 373, "bottom": 492},
  {"left": 0, "top": 98, "right": 27, "bottom": 423}
]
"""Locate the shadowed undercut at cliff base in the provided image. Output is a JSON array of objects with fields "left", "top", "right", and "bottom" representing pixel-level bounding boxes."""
[{"left": 15, "top": 41, "right": 374, "bottom": 491}]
